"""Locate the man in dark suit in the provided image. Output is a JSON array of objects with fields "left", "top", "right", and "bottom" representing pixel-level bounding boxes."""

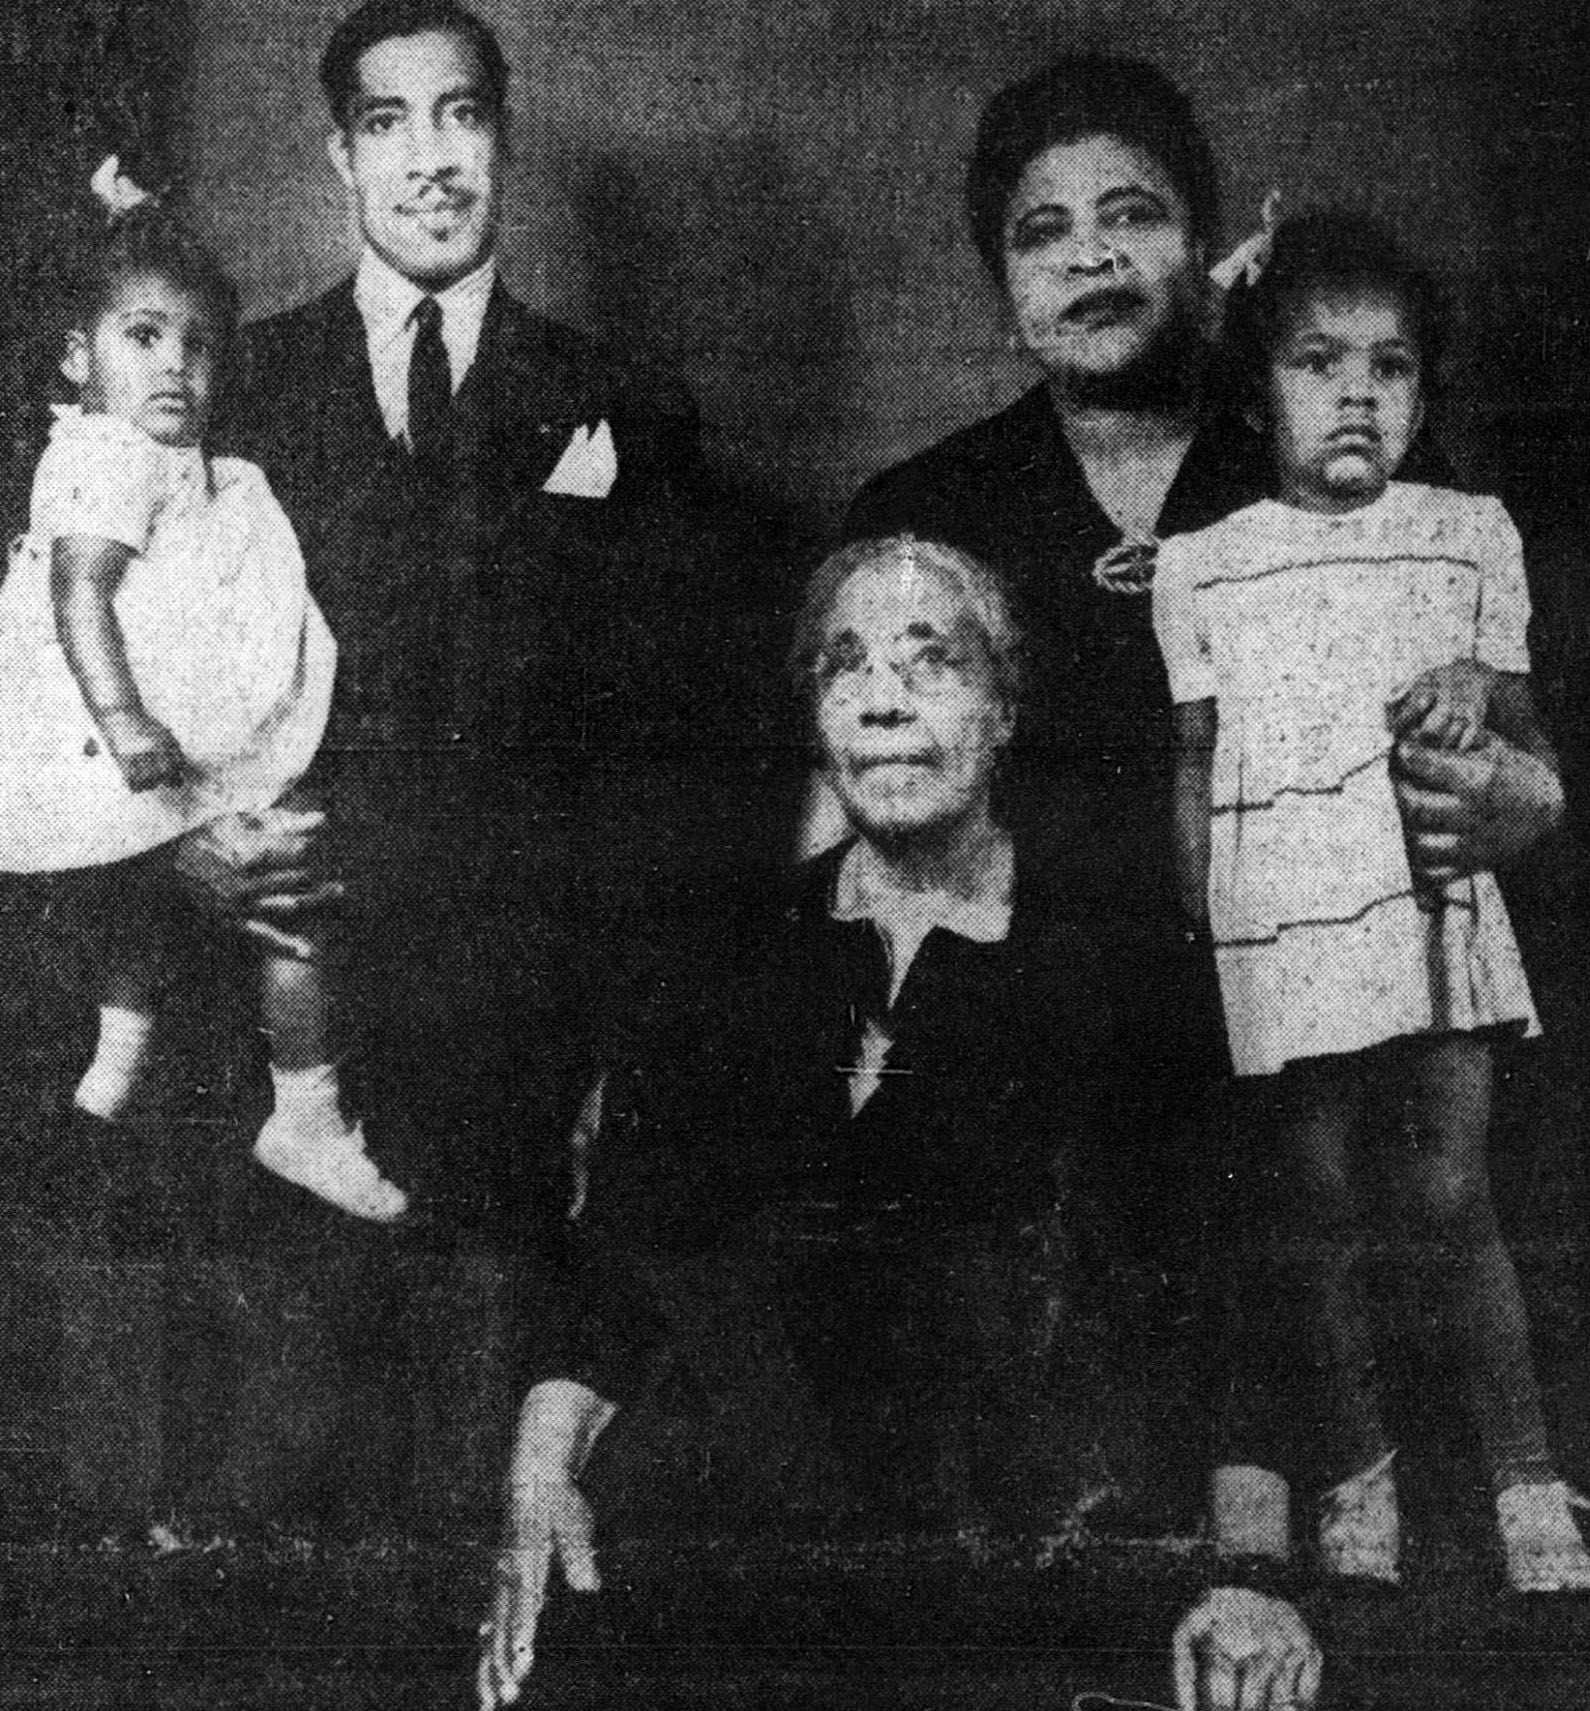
[
  {"left": 176, "top": 0, "right": 723, "bottom": 1532},
  {"left": 217, "top": 0, "right": 709, "bottom": 1216}
]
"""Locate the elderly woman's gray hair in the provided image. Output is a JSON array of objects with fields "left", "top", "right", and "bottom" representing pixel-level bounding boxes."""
[{"left": 787, "top": 534, "right": 1027, "bottom": 710}]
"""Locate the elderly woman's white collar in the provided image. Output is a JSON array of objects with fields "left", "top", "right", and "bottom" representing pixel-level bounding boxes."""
[{"left": 830, "top": 834, "right": 1013, "bottom": 945}]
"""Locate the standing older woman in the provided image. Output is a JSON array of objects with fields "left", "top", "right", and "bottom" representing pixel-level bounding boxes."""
[
  {"left": 847, "top": 53, "right": 1559, "bottom": 1247},
  {"left": 847, "top": 55, "right": 1558, "bottom": 896},
  {"left": 475, "top": 535, "right": 1322, "bottom": 1711},
  {"left": 847, "top": 50, "right": 1566, "bottom": 1625}
]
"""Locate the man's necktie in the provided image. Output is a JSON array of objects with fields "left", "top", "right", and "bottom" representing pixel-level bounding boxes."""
[{"left": 406, "top": 294, "right": 451, "bottom": 468}]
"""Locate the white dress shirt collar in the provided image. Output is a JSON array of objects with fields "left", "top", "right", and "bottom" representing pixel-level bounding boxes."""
[{"left": 352, "top": 247, "right": 498, "bottom": 443}]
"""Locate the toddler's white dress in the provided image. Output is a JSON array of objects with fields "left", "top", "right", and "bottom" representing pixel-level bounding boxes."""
[
  {"left": 0, "top": 407, "right": 336, "bottom": 871},
  {"left": 1153, "top": 482, "right": 1539, "bottom": 1076}
]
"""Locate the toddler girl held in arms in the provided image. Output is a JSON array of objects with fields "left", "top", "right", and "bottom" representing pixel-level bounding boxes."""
[
  {"left": 0, "top": 162, "right": 404, "bottom": 1222},
  {"left": 1153, "top": 210, "right": 1589, "bottom": 1592}
]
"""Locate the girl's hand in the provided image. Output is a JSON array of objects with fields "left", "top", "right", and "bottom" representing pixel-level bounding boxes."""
[
  {"left": 1387, "top": 661, "right": 1494, "bottom": 752},
  {"left": 97, "top": 706, "right": 187, "bottom": 792}
]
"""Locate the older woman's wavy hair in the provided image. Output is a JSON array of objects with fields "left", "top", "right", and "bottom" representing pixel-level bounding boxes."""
[
  {"left": 966, "top": 55, "right": 1220, "bottom": 285},
  {"left": 787, "top": 534, "right": 1028, "bottom": 717}
]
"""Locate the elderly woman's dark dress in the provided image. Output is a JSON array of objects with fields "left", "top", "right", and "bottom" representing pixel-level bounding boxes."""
[
  {"left": 845, "top": 392, "right": 1254, "bottom": 1383},
  {"left": 527, "top": 834, "right": 1132, "bottom": 1537}
]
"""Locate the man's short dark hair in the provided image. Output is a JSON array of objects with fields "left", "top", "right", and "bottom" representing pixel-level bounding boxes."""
[
  {"left": 320, "top": 0, "right": 509, "bottom": 130},
  {"left": 966, "top": 55, "right": 1219, "bottom": 283}
]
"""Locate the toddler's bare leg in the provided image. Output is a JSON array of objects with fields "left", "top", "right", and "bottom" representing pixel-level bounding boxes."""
[
  {"left": 260, "top": 944, "right": 337, "bottom": 1071},
  {"left": 1262, "top": 1052, "right": 1389, "bottom": 1487},
  {"left": 1262, "top": 1050, "right": 1401, "bottom": 1583}
]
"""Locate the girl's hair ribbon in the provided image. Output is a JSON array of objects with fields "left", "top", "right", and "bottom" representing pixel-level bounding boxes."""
[
  {"left": 89, "top": 155, "right": 156, "bottom": 222},
  {"left": 1209, "top": 188, "right": 1282, "bottom": 292}
]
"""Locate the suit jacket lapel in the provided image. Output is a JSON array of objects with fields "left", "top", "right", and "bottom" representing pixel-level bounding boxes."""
[
  {"left": 307, "top": 282, "right": 404, "bottom": 527},
  {"left": 455, "top": 283, "right": 604, "bottom": 490}
]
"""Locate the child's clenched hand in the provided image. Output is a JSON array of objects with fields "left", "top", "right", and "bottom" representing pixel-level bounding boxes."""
[
  {"left": 1387, "top": 660, "right": 1494, "bottom": 752},
  {"left": 98, "top": 705, "right": 187, "bottom": 791}
]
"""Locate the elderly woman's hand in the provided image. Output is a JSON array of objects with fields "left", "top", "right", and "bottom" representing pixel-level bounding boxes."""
[
  {"left": 171, "top": 801, "right": 346, "bottom": 960},
  {"left": 1392, "top": 733, "right": 1563, "bottom": 884},
  {"left": 476, "top": 1380, "right": 617, "bottom": 1709},
  {"left": 476, "top": 1466, "right": 602, "bottom": 1708},
  {"left": 1172, "top": 1589, "right": 1322, "bottom": 1711}
]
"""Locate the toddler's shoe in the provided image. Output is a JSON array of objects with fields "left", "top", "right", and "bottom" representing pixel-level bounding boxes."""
[
  {"left": 252, "top": 1118, "right": 408, "bottom": 1224},
  {"left": 1497, "top": 1480, "right": 1590, "bottom": 1594},
  {"left": 1318, "top": 1450, "right": 1400, "bottom": 1586}
]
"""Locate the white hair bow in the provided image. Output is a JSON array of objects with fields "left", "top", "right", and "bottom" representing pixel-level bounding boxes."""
[
  {"left": 1209, "top": 188, "right": 1282, "bottom": 292},
  {"left": 90, "top": 155, "right": 154, "bottom": 219}
]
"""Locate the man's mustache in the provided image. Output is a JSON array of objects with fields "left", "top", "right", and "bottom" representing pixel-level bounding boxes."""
[{"left": 402, "top": 192, "right": 473, "bottom": 212}]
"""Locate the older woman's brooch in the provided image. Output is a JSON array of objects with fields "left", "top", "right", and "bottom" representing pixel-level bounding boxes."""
[{"left": 1091, "top": 536, "right": 1158, "bottom": 595}]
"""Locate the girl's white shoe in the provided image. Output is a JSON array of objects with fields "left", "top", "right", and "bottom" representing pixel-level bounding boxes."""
[
  {"left": 252, "top": 1118, "right": 409, "bottom": 1224},
  {"left": 1318, "top": 1450, "right": 1401, "bottom": 1585},
  {"left": 1497, "top": 1481, "right": 1590, "bottom": 1594}
]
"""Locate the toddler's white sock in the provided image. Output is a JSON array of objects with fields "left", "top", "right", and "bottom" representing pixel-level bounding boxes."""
[
  {"left": 265, "top": 1061, "right": 346, "bottom": 1135},
  {"left": 73, "top": 1004, "right": 158, "bottom": 1120}
]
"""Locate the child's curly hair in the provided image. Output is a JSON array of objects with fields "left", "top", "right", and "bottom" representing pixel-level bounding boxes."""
[
  {"left": 1224, "top": 209, "right": 1448, "bottom": 422},
  {"left": 59, "top": 203, "right": 241, "bottom": 361},
  {"left": 0, "top": 204, "right": 241, "bottom": 533}
]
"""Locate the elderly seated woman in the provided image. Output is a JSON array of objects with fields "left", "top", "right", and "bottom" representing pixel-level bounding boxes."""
[{"left": 476, "top": 535, "right": 1322, "bottom": 1711}]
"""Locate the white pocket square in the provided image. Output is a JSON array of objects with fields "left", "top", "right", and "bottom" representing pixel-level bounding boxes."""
[{"left": 542, "top": 418, "right": 618, "bottom": 498}]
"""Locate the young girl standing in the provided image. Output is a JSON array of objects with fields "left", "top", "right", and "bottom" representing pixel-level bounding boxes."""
[
  {"left": 0, "top": 166, "right": 405, "bottom": 1222},
  {"left": 1153, "top": 210, "right": 1588, "bottom": 1591}
]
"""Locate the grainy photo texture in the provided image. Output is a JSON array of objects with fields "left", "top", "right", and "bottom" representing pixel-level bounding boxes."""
[{"left": 0, "top": 3, "right": 1587, "bottom": 1708}]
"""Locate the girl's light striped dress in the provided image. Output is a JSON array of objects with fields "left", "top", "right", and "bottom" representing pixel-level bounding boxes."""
[{"left": 1153, "top": 482, "right": 1538, "bottom": 1076}]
